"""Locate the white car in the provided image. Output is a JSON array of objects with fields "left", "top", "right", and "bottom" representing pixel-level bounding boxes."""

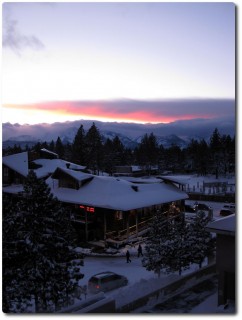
[
  {"left": 222, "top": 203, "right": 235, "bottom": 213},
  {"left": 88, "top": 271, "right": 128, "bottom": 294}
]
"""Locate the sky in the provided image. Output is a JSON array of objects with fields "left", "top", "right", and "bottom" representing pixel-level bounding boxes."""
[{"left": 1, "top": 1, "right": 235, "bottom": 125}]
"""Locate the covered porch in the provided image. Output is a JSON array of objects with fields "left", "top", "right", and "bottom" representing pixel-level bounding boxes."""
[{"left": 69, "top": 201, "right": 184, "bottom": 248}]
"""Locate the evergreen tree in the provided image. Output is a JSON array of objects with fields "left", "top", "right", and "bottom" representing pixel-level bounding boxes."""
[
  {"left": 143, "top": 212, "right": 214, "bottom": 276},
  {"left": 210, "top": 128, "right": 221, "bottom": 152},
  {"left": 142, "top": 210, "right": 171, "bottom": 277},
  {"left": 72, "top": 125, "right": 86, "bottom": 165},
  {"left": 12, "top": 144, "right": 22, "bottom": 154},
  {"left": 159, "top": 217, "right": 191, "bottom": 275},
  {"left": 220, "top": 134, "right": 235, "bottom": 175},
  {"left": 187, "top": 139, "right": 209, "bottom": 175},
  {"left": 103, "top": 138, "right": 115, "bottom": 175},
  {"left": 48, "top": 140, "right": 55, "bottom": 152},
  {"left": 85, "top": 123, "right": 103, "bottom": 174},
  {"left": 64, "top": 142, "right": 73, "bottom": 162},
  {"left": 189, "top": 212, "right": 215, "bottom": 268},
  {"left": 163, "top": 145, "right": 184, "bottom": 173},
  {"left": 112, "top": 135, "right": 125, "bottom": 165},
  {"left": 55, "top": 137, "right": 65, "bottom": 159},
  {"left": 102, "top": 136, "right": 126, "bottom": 174},
  {"left": 197, "top": 139, "right": 209, "bottom": 176},
  {"left": 136, "top": 133, "right": 159, "bottom": 174},
  {"left": 2, "top": 171, "right": 84, "bottom": 313},
  {"left": 142, "top": 212, "right": 190, "bottom": 277},
  {"left": 209, "top": 128, "right": 222, "bottom": 178}
]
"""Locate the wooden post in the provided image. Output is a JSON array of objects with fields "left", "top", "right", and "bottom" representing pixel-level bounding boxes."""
[
  {"left": 136, "top": 211, "right": 138, "bottom": 237},
  {"left": 126, "top": 212, "right": 130, "bottom": 240},
  {"left": 103, "top": 212, "right": 107, "bottom": 243},
  {"left": 85, "top": 211, "right": 88, "bottom": 242}
]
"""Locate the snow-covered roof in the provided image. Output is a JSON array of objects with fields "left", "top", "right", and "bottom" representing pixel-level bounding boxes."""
[
  {"left": 47, "top": 173, "right": 188, "bottom": 211},
  {"left": 3, "top": 184, "right": 24, "bottom": 194},
  {"left": 52, "top": 167, "right": 93, "bottom": 182},
  {"left": 118, "top": 176, "right": 161, "bottom": 184},
  {"left": 3, "top": 152, "right": 29, "bottom": 177},
  {"left": 33, "top": 159, "right": 86, "bottom": 178},
  {"left": 157, "top": 175, "right": 191, "bottom": 186},
  {"left": 206, "top": 214, "right": 235, "bottom": 236},
  {"left": 40, "top": 148, "right": 58, "bottom": 157}
]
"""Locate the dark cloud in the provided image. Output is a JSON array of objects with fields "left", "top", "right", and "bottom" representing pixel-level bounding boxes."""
[
  {"left": 2, "top": 114, "right": 235, "bottom": 142},
  {"left": 151, "top": 116, "right": 235, "bottom": 140},
  {"left": 68, "top": 98, "right": 235, "bottom": 121},
  {"left": 2, "top": 15, "right": 45, "bottom": 55}
]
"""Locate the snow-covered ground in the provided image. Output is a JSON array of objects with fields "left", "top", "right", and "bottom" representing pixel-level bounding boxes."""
[
  {"left": 72, "top": 196, "right": 231, "bottom": 313},
  {"left": 79, "top": 252, "right": 154, "bottom": 289},
  {"left": 3, "top": 174, "right": 236, "bottom": 318},
  {"left": 75, "top": 245, "right": 212, "bottom": 310}
]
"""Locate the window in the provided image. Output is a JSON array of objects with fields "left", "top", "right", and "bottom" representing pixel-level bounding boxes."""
[
  {"left": 115, "top": 211, "right": 123, "bottom": 220},
  {"left": 79, "top": 205, "right": 95, "bottom": 213}
]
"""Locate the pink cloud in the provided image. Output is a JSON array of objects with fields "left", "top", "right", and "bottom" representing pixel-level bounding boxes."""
[{"left": 4, "top": 98, "right": 234, "bottom": 123}]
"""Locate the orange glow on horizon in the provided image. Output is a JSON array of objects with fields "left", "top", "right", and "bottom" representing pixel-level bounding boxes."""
[{"left": 3, "top": 101, "right": 213, "bottom": 125}]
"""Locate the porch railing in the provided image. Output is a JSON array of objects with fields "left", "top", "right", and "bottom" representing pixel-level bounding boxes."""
[
  {"left": 106, "top": 216, "right": 154, "bottom": 241},
  {"left": 105, "top": 211, "right": 183, "bottom": 243}
]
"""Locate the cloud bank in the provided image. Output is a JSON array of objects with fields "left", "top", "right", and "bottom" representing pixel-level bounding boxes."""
[
  {"left": 2, "top": 113, "right": 235, "bottom": 144},
  {"left": 4, "top": 98, "right": 235, "bottom": 124}
]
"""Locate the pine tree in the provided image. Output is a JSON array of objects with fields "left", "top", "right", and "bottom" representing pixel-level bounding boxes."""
[
  {"left": 136, "top": 133, "right": 159, "bottom": 174},
  {"left": 72, "top": 124, "right": 86, "bottom": 165},
  {"left": 55, "top": 137, "right": 65, "bottom": 159},
  {"left": 2, "top": 171, "right": 84, "bottom": 313},
  {"left": 210, "top": 128, "right": 222, "bottom": 178},
  {"left": 102, "top": 136, "right": 126, "bottom": 175},
  {"left": 189, "top": 212, "right": 215, "bottom": 268},
  {"left": 220, "top": 134, "right": 235, "bottom": 175},
  {"left": 85, "top": 123, "right": 103, "bottom": 174},
  {"left": 103, "top": 138, "right": 115, "bottom": 175},
  {"left": 143, "top": 213, "right": 193, "bottom": 276},
  {"left": 48, "top": 140, "right": 55, "bottom": 152},
  {"left": 142, "top": 210, "right": 170, "bottom": 277}
]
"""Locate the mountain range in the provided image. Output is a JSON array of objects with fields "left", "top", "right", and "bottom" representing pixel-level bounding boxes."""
[{"left": 2, "top": 117, "right": 235, "bottom": 149}]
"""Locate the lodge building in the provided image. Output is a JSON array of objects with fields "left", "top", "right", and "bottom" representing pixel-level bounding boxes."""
[{"left": 3, "top": 150, "right": 188, "bottom": 247}]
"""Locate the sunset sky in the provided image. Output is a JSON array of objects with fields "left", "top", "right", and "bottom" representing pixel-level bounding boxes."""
[{"left": 2, "top": 1, "right": 235, "bottom": 125}]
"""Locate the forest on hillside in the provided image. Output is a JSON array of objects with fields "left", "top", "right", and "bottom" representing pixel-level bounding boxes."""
[{"left": 3, "top": 123, "right": 235, "bottom": 178}]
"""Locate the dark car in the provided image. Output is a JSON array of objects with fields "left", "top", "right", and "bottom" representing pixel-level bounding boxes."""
[
  {"left": 193, "top": 203, "right": 211, "bottom": 211},
  {"left": 88, "top": 271, "right": 128, "bottom": 294},
  {"left": 185, "top": 204, "right": 196, "bottom": 213},
  {"left": 220, "top": 209, "right": 234, "bottom": 217}
]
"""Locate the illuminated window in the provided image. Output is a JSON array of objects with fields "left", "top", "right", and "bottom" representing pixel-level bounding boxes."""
[{"left": 79, "top": 205, "right": 95, "bottom": 213}]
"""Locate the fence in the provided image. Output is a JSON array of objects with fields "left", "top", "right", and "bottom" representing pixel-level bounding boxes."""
[{"left": 116, "top": 263, "right": 217, "bottom": 313}]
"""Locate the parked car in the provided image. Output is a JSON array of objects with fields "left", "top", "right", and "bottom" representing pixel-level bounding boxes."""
[
  {"left": 220, "top": 209, "right": 234, "bottom": 217},
  {"left": 184, "top": 204, "right": 196, "bottom": 213},
  {"left": 88, "top": 271, "right": 128, "bottom": 294},
  {"left": 193, "top": 203, "right": 211, "bottom": 211},
  {"left": 223, "top": 203, "right": 235, "bottom": 213}
]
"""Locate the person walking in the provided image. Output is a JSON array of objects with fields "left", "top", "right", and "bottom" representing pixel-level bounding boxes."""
[
  {"left": 126, "top": 250, "right": 131, "bottom": 263},
  {"left": 138, "top": 244, "right": 143, "bottom": 257}
]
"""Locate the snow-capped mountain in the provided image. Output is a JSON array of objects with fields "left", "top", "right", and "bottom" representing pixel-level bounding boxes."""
[{"left": 2, "top": 117, "right": 235, "bottom": 149}]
